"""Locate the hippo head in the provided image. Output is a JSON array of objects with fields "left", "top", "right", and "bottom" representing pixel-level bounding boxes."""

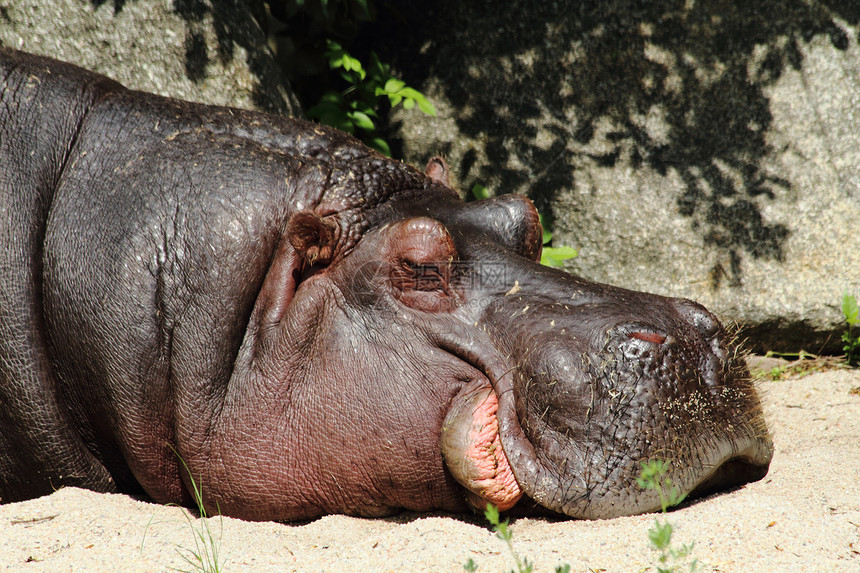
[{"left": 199, "top": 158, "right": 772, "bottom": 521}]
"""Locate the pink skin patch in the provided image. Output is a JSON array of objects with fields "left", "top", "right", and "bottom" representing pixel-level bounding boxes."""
[{"left": 458, "top": 391, "right": 524, "bottom": 511}]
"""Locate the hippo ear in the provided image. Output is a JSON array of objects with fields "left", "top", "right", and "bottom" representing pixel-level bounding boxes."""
[
  {"left": 425, "top": 156, "right": 450, "bottom": 186},
  {"left": 286, "top": 212, "right": 339, "bottom": 266}
]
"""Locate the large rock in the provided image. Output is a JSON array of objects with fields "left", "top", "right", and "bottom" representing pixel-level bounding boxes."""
[
  {"left": 0, "top": 0, "right": 299, "bottom": 115},
  {"left": 371, "top": 0, "right": 860, "bottom": 353}
]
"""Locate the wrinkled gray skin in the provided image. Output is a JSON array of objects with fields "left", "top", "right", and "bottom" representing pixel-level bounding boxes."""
[{"left": 0, "top": 49, "right": 773, "bottom": 521}]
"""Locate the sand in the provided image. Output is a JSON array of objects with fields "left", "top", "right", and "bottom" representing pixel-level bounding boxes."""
[{"left": 1, "top": 367, "right": 858, "bottom": 572}]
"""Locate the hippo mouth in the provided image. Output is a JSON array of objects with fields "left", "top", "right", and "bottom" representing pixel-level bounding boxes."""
[{"left": 439, "top": 354, "right": 772, "bottom": 519}]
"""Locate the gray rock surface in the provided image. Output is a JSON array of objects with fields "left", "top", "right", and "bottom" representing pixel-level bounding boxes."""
[
  {"left": 0, "top": 0, "right": 299, "bottom": 115},
  {"left": 375, "top": 1, "right": 860, "bottom": 353}
]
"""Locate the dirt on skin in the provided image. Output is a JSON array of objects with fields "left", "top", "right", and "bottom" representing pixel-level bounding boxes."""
[{"left": 1, "top": 366, "right": 858, "bottom": 572}]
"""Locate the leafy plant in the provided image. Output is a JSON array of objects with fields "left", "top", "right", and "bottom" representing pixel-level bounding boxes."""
[
  {"left": 463, "top": 504, "right": 571, "bottom": 573},
  {"left": 266, "top": 1, "right": 434, "bottom": 155},
  {"left": 484, "top": 503, "right": 534, "bottom": 573},
  {"left": 636, "top": 460, "right": 700, "bottom": 573},
  {"left": 307, "top": 40, "right": 435, "bottom": 155},
  {"left": 636, "top": 460, "right": 686, "bottom": 512},
  {"left": 470, "top": 184, "right": 578, "bottom": 268},
  {"left": 842, "top": 291, "right": 859, "bottom": 366}
]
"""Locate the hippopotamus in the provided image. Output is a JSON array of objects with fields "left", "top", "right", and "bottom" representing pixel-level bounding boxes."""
[{"left": 0, "top": 48, "right": 773, "bottom": 521}]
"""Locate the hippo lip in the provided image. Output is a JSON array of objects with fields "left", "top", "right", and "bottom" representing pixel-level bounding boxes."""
[
  {"left": 431, "top": 325, "right": 537, "bottom": 511},
  {"left": 440, "top": 385, "right": 524, "bottom": 511},
  {"left": 433, "top": 319, "right": 579, "bottom": 514}
]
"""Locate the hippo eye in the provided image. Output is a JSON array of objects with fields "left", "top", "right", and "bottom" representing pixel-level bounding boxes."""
[
  {"left": 384, "top": 217, "right": 460, "bottom": 312},
  {"left": 391, "top": 259, "right": 450, "bottom": 294},
  {"left": 390, "top": 259, "right": 457, "bottom": 312},
  {"left": 401, "top": 261, "right": 449, "bottom": 292}
]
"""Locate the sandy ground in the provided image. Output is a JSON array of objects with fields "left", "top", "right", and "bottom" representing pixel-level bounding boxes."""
[{"left": 1, "top": 367, "right": 858, "bottom": 572}]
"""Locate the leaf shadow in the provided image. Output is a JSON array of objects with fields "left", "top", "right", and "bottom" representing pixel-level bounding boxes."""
[
  {"left": 84, "top": 0, "right": 285, "bottom": 113},
  {"left": 365, "top": 0, "right": 858, "bottom": 287}
]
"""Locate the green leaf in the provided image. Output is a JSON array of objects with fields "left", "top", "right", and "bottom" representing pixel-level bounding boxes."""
[
  {"left": 339, "top": 70, "right": 358, "bottom": 84},
  {"left": 542, "top": 229, "right": 553, "bottom": 244},
  {"left": 349, "top": 100, "right": 377, "bottom": 116},
  {"left": 637, "top": 459, "right": 670, "bottom": 488},
  {"left": 369, "top": 51, "right": 386, "bottom": 72},
  {"left": 666, "top": 484, "right": 687, "bottom": 508},
  {"left": 471, "top": 183, "right": 489, "bottom": 200},
  {"left": 843, "top": 292, "right": 859, "bottom": 325},
  {"left": 307, "top": 101, "right": 348, "bottom": 124},
  {"left": 384, "top": 78, "right": 406, "bottom": 93},
  {"left": 463, "top": 557, "right": 478, "bottom": 572},
  {"left": 397, "top": 87, "right": 437, "bottom": 116},
  {"left": 494, "top": 519, "right": 511, "bottom": 542},
  {"left": 541, "top": 246, "right": 578, "bottom": 267},
  {"left": 318, "top": 91, "right": 345, "bottom": 104},
  {"left": 398, "top": 86, "right": 422, "bottom": 98},
  {"left": 368, "top": 137, "right": 391, "bottom": 156},
  {"left": 648, "top": 520, "right": 673, "bottom": 550},
  {"left": 345, "top": 58, "right": 367, "bottom": 80},
  {"left": 310, "top": 108, "right": 353, "bottom": 133},
  {"left": 484, "top": 504, "right": 500, "bottom": 526},
  {"left": 348, "top": 110, "right": 375, "bottom": 131},
  {"left": 416, "top": 95, "right": 437, "bottom": 116},
  {"left": 325, "top": 40, "right": 345, "bottom": 67},
  {"left": 403, "top": 99, "right": 415, "bottom": 110},
  {"left": 307, "top": 102, "right": 339, "bottom": 118},
  {"left": 346, "top": 55, "right": 363, "bottom": 74},
  {"left": 332, "top": 117, "right": 355, "bottom": 133}
]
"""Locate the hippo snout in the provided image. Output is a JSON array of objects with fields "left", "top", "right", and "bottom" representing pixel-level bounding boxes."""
[{"left": 457, "top": 289, "right": 774, "bottom": 519}]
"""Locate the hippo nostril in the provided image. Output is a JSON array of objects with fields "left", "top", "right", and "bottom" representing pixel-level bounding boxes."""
[{"left": 629, "top": 331, "right": 667, "bottom": 345}]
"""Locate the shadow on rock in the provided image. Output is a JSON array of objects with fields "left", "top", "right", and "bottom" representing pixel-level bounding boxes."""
[
  {"left": 86, "top": 0, "right": 279, "bottom": 112},
  {"left": 366, "top": 0, "right": 858, "bottom": 288}
]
